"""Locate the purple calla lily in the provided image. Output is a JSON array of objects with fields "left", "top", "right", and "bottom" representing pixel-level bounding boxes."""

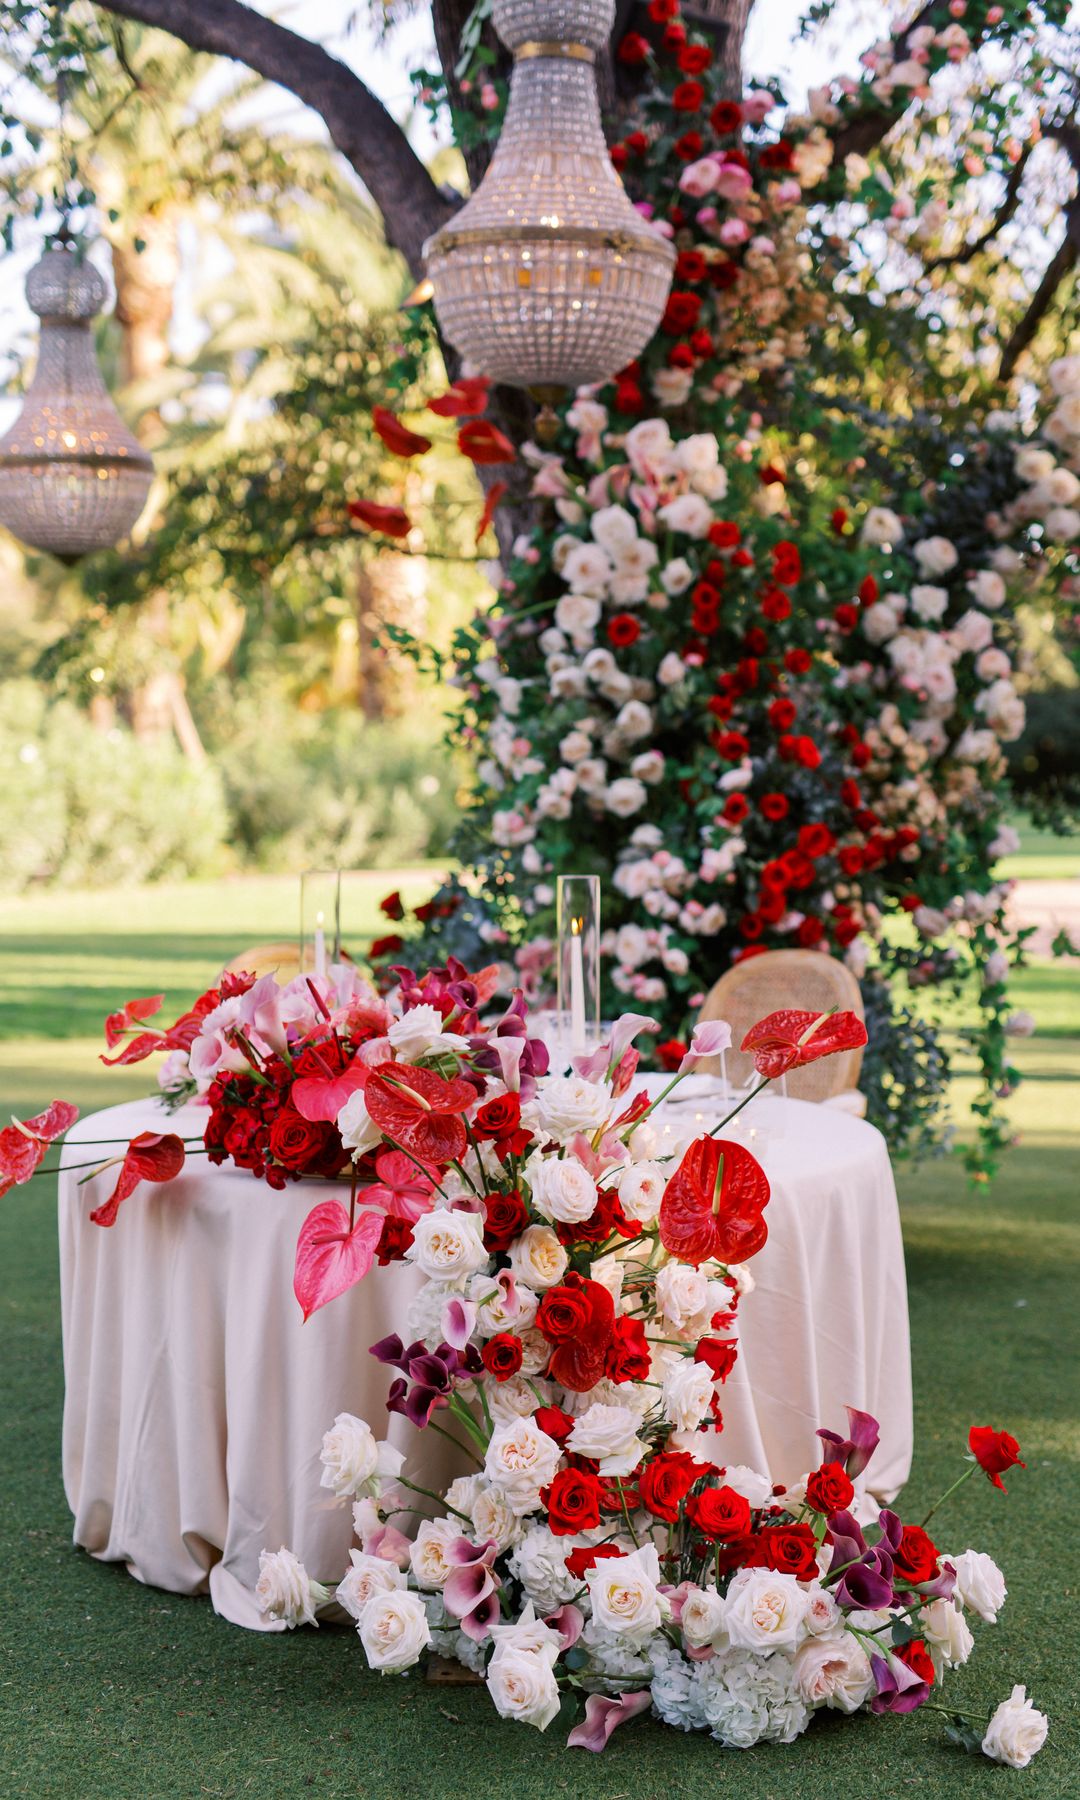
[
  {"left": 817, "top": 1406, "right": 881, "bottom": 1478},
  {"left": 870, "top": 1653, "right": 930, "bottom": 1715}
]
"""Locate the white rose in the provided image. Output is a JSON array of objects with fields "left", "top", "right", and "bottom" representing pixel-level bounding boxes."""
[
  {"left": 662, "top": 1357, "right": 715, "bottom": 1435},
  {"left": 862, "top": 600, "right": 902, "bottom": 644},
  {"left": 509, "top": 1523, "right": 587, "bottom": 1613},
  {"left": 951, "top": 607, "right": 994, "bottom": 653},
  {"left": 910, "top": 584, "right": 948, "bottom": 622},
  {"left": 469, "top": 1271, "right": 538, "bottom": 1338},
  {"left": 802, "top": 1584, "right": 841, "bottom": 1637},
  {"left": 680, "top": 1584, "right": 727, "bottom": 1650},
  {"left": 1015, "top": 445, "right": 1055, "bottom": 481},
  {"left": 554, "top": 592, "right": 601, "bottom": 641},
  {"left": 981, "top": 1686, "right": 1049, "bottom": 1769},
  {"left": 913, "top": 535, "right": 958, "bottom": 576},
  {"left": 658, "top": 492, "right": 713, "bottom": 537},
  {"left": 256, "top": 1547, "right": 330, "bottom": 1628},
  {"left": 507, "top": 1223, "right": 568, "bottom": 1291},
  {"left": 612, "top": 1160, "right": 665, "bottom": 1224},
  {"left": 526, "top": 1154, "right": 598, "bottom": 1225},
  {"left": 486, "top": 1647, "right": 561, "bottom": 1730},
  {"left": 625, "top": 417, "right": 673, "bottom": 473},
  {"left": 532, "top": 1073, "right": 612, "bottom": 1142},
  {"left": 566, "top": 1403, "right": 646, "bottom": 1476},
  {"left": 406, "top": 1209, "right": 489, "bottom": 1285},
  {"left": 660, "top": 561, "right": 693, "bottom": 597},
  {"left": 337, "top": 1088, "right": 382, "bottom": 1157},
  {"left": 967, "top": 569, "right": 1006, "bottom": 609},
  {"left": 952, "top": 1548, "right": 1007, "bottom": 1622},
  {"left": 860, "top": 505, "right": 903, "bottom": 546},
  {"left": 591, "top": 504, "right": 638, "bottom": 554},
  {"left": 605, "top": 776, "right": 647, "bottom": 817},
  {"left": 336, "top": 1550, "right": 406, "bottom": 1621},
  {"left": 320, "top": 1413, "right": 404, "bottom": 1499},
  {"left": 472, "top": 1481, "right": 524, "bottom": 1552},
  {"left": 675, "top": 432, "right": 720, "bottom": 476},
  {"left": 919, "top": 1598, "right": 974, "bottom": 1676},
  {"left": 410, "top": 1517, "right": 463, "bottom": 1589},
  {"left": 387, "top": 1002, "right": 469, "bottom": 1060},
  {"left": 655, "top": 1262, "right": 711, "bottom": 1330},
  {"left": 484, "top": 1417, "right": 561, "bottom": 1515},
  {"left": 792, "top": 1631, "right": 874, "bottom": 1711},
  {"left": 587, "top": 1543, "right": 664, "bottom": 1645},
  {"left": 357, "top": 1588, "right": 432, "bottom": 1672},
  {"left": 562, "top": 541, "right": 613, "bottom": 596},
  {"left": 725, "top": 1568, "right": 809, "bottom": 1653}
]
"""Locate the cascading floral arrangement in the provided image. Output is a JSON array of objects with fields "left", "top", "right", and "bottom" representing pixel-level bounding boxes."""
[
  {"left": 351, "top": 0, "right": 1080, "bottom": 1179},
  {"left": 226, "top": 971, "right": 1045, "bottom": 1770}
]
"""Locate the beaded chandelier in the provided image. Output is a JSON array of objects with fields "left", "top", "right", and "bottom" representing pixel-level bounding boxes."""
[
  {"left": 0, "top": 243, "right": 154, "bottom": 562},
  {"left": 424, "top": 0, "right": 675, "bottom": 394}
]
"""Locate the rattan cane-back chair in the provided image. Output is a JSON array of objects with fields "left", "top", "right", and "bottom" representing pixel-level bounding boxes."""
[
  {"left": 696, "top": 948, "right": 866, "bottom": 1105},
  {"left": 220, "top": 942, "right": 314, "bottom": 983}
]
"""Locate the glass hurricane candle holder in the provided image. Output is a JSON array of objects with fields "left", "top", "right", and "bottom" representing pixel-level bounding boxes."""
[
  {"left": 300, "top": 869, "right": 342, "bottom": 977},
  {"left": 555, "top": 874, "right": 600, "bottom": 1057}
]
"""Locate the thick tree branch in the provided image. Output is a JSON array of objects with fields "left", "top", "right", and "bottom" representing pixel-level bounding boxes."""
[
  {"left": 88, "top": 0, "right": 455, "bottom": 276},
  {"left": 999, "top": 235, "right": 1077, "bottom": 380}
]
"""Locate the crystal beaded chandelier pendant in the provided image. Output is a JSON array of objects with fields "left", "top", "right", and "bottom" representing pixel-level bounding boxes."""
[
  {"left": 0, "top": 243, "right": 154, "bottom": 562},
  {"left": 424, "top": 0, "right": 675, "bottom": 395}
]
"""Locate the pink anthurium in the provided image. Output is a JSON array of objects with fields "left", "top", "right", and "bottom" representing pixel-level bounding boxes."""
[
  {"left": 566, "top": 1690, "right": 652, "bottom": 1752},
  {"left": 293, "top": 1200, "right": 384, "bottom": 1320},
  {"left": 292, "top": 1057, "right": 370, "bottom": 1124},
  {"left": 0, "top": 1100, "right": 80, "bottom": 1197},
  {"left": 103, "top": 994, "right": 163, "bottom": 1048},
  {"left": 88, "top": 1132, "right": 186, "bottom": 1228},
  {"left": 363, "top": 1148, "right": 437, "bottom": 1221}
]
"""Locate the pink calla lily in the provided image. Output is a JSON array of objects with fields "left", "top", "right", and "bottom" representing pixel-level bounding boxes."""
[{"left": 567, "top": 1690, "right": 652, "bottom": 1752}]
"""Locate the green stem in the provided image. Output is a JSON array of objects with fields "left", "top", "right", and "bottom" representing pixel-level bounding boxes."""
[
  {"left": 448, "top": 1392, "right": 490, "bottom": 1452},
  {"left": 426, "top": 1418, "right": 483, "bottom": 1469},
  {"left": 707, "top": 1078, "right": 771, "bottom": 1138},
  {"left": 396, "top": 1477, "right": 472, "bottom": 1525},
  {"left": 615, "top": 1477, "right": 641, "bottom": 1549},
  {"left": 921, "top": 1463, "right": 976, "bottom": 1528}
]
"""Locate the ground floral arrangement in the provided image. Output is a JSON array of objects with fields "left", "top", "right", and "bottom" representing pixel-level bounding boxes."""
[
  {"left": 0, "top": 960, "right": 1046, "bottom": 1764},
  {"left": 352, "top": 0, "right": 1080, "bottom": 1180}
]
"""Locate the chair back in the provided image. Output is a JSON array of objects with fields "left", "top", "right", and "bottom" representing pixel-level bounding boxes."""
[
  {"left": 696, "top": 949, "right": 865, "bottom": 1101},
  {"left": 220, "top": 942, "right": 313, "bottom": 983}
]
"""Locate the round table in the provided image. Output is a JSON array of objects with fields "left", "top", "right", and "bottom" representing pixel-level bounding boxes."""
[
  {"left": 58, "top": 1099, "right": 459, "bottom": 1630},
  {"left": 649, "top": 1087, "right": 913, "bottom": 1504}
]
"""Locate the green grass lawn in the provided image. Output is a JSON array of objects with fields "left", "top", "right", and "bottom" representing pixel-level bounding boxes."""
[{"left": 1, "top": 876, "right": 1078, "bottom": 1797}]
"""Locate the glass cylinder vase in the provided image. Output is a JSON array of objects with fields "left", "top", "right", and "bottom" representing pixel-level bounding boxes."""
[{"left": 555, "top": 874, "right": 601, "bottom": 1059}]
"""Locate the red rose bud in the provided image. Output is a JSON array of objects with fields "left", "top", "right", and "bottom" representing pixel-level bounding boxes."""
[
  {"left": 969, "top": 1426, "right": 1026, "bottom": 1491},
  {"left": 534, "top": 1405, "right": 575, "bottom": 1445}
]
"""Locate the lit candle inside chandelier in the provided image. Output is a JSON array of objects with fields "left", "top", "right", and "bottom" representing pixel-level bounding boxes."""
[
  {"left": 0, "top": 243, "right": 153, "bottom": 562},
  {"left": 424, "top": 0, "right": 675, "bottom": 398}
]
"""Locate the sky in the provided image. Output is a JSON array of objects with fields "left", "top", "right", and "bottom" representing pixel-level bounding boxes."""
[{"left": 0, "top": 0, "right": 890, "bottom": 391}]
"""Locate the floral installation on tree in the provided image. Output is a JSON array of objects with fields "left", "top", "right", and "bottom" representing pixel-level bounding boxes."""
[
  {"left": 237, "top": 976, "right": 1045, "bottom": 1768},
  {"left": 348, "top": 0, "right": 1080, "bottom": 1180}
]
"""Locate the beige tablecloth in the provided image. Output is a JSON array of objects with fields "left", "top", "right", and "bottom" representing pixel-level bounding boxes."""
[
  {"left": 650, "top": 1088, "right": 913, "bottom": 1503},
  {"left": 59, "top": 1099, "right": 459, "bottom": 1630}
]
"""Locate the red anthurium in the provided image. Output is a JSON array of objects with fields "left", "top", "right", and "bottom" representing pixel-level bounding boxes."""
[
  {"left": 457, "top": 419, "right": 516, "bottom": 465},
  {"left": 101, "top": 1032, "right": 168, "bottom": 1067},
  {"left": 740, "top": 1008, "right": 868, "bottom": 1079},
  {"left": 427, "top": 377, "right": 490, "bottom": 418},
  {"left": 0, "top": 1100, "right": 80, "bottom": 1197},
  {"left": 292, "top": 1057, "right": 369, "bottom": 1124},
  {"left": 659, "top": 1136, "right": 770, "bottom": 1267},
  {"left": 364, "top": 1062, "right": 477, "bottom": 1163},
  {"left": 347, "top": 499, "right": 412, "bottom": 538},
  {"left": 476, "top": 479, "right": 508, "bottom": 544},
  {"left": 372, "top": 405, "right": 432, "bottom": 458},
  {"left": 89, "top": 1132, "right": 186, "bottom": 1228},
  {"left": 103, "top": 994, "right": 163, "bottom": 1049},
  {"left": 293, "top": 1199, "right": 385, "bottom": 1320}
]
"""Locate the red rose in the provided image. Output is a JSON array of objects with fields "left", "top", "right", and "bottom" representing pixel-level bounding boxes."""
[
  {"left": 785, "top": 647, "right": 812, "bottom": 675},
  {"left": 794, "top": 735, "right": 822, "bottom": 770},
  {"left": 772, "top": 540, "right": 802, "bottom": 584},
  {"left": 840, "top": 777, "right": 861, "bottom": 808},
  {"left": 379, "top": 890, "right": 405, "bottom": 921},
  {"left": 760, "top": 139, "right": 795, "bottom": 171},
  {"left": 831, "top": 507, "right": 849, "bottom": 533},
  {"left": 375, "top": 1214, "right": 414, "bottom": 1265},
  {"left": 714, "top": 730, "right": 749, "bottom": 761},
  {"left": 834, "top": 602, "right": 859, "bottom": 632},
  {"left": 710, "top": 99, "right": 743, "bottom": 134},
  {"left": 685, "top": 1485, "right": 752, "bottom": 1539},
  {"left": 677, "top": 42, "right": 712, "bottom": 73},
  {"left": 675, "top": 248, "right": 708, "bottom": 283},
  {"left": 708, "top": 520, "right": 741, "bottom": 549},
  {"left": 267, "top": 1107, "right": 335, "bottom": 1173},
  {"left": 694, "top": 1337, "right": 738, "bottom": 1383},
  {"left": 610, "top": 143, "right": 628, "bottom": 171},
  {"left": 481, "top": 1333, "right": 523, "bottom": 1382},
  {"left": 542, "top": 1274, "right": 615, "bottom": 1390},
  {"left": 722, "top": 793, "right": 749, "bottom": 826},
  {"left": 536, "top": 1283, "right": 591, "bottom": 1343},
  {"left": 674, "top": 130, "right": 704, "bottom": 162},
  {"left": 805, "top": 1460, "right": 855, "bottom": 1515},
  {"left": 626, "top": 130, "right": 648, "bottom": 155},
  {"left": 662, "top": 290, "right": 702, "bottom": 334},
  {"left": 761, "top": 588, "right": 791, "bottom": 622},
  {"left": 757, "top": 1523, "right": 818, "bottom": 1578},
  {"left": 608, "top": 612, "right": 641, "bottom": 647},
  {"left": 838, "top": 845, "right": 863, "bottom": 877},
  {"left": 369, "top": 933, "right": 404, "bottom": 959},
  {"left": 798, "top": 822, "right": 835, "bottom": 858},
  {"left": 768, "top": 697, "right": 796, "bottom": 731},
  {"left": 605, "top": 1315, "right": 651, "bottom": 1384},
  {"left": 638, "top": 1451, "right": 706, "bottom": 1524},
  {"left": 473, "top": 1092, "right": 522, "bottom": 1141},
  {"left": 739, "top": 914, "right": 764, "bottom": 941},
  {"left": 564, "top": 1543, "right": 624, "bottom": 1581},
  {"left": 759, "top": 792, "right": 789, "bottom": 822},
  {"left": 544, "top": 1468, "right": 604, "bottom": 1535},
  {"left": 481, "top": 1187, "right": 529, "bottom": 1253},
  {"left": 672, "top": 78, "right": 704, "bottom": 112},
  {"left": 655, "top": 1038, "right": 688, "bottom": 1071},
  {"left": 617, "top": 30, "right": 650, "bottom": 64},
  {"left": 895, "top": 1639, "right": 936, "bottom": 1686},
  {"left": 893, "top": 1524, "right": 941, "bottom": 1588},
  {"left": 969, "top": 1426, "right": 1026, "bottom": 1491},
  {"left": 534, "top": 1405, "right": 575, "bottom": 1446},
  {"left": 614, "top": 380, "right": 644, "bottom": 415}
]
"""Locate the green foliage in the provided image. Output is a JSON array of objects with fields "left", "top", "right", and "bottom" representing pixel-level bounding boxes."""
[
  {"left": 1007, "top": 686, "right": 1080, "bottom": 827},
  {"left": 859, "top": 975, "right": 953, "bottom": 1163},
  {"left": 197, "top": 689, "right": 462, "bottom": 874},
  {"left": 0, "top": 679, "right": 228, "bottom": 891}
]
